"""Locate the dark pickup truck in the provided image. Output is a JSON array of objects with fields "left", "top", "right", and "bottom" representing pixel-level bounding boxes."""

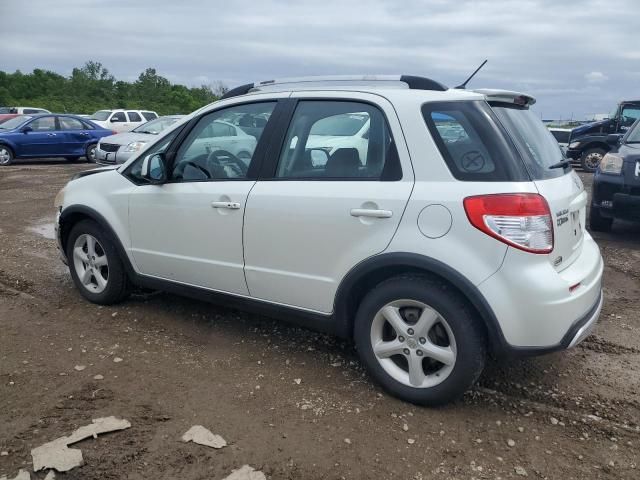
[
  {"left": 590, "top": 119, "right": 640, "bottom": 231},
  {"left": 567, "top": 100, "right": 640, "bottom": 172}
]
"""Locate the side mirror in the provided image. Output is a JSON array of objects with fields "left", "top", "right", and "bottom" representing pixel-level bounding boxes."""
[
  {"left": 21, "top": 126, "right": 32, "bottom": 134},
  {"left": 606, "top": 134, "right": 621, "bottom": 145},
  {"left": 141, "top": 153, "right": 167, "bottom": 184}
]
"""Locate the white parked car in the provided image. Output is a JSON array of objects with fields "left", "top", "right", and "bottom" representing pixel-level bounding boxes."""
[
  {"left": 89, "top": 109, "right": 158, "bottom": 133},
  {"left": 96, "top": 115, "right": 186, "bottom": 165},
  {"left": 0, "top": 106, "right": 51, "bottom": 114},
  {"left": 54, "top": 76, "right": 603, "bottom": 405}
]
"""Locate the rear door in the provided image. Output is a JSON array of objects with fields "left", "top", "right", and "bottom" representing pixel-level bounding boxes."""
[
  {"left": 243, "top": 93, "right": 414, "bottom": 313},
  {"left": 491, "top": 104, "right": 586, "bottom": 270},
  {"left": 58, "top": 116, "right": 91, "bottom": 155}
]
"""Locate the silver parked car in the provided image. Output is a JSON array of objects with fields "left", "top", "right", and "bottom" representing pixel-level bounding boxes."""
[{"left": 96, "top": 115, "right": 185, "bottom": 164}]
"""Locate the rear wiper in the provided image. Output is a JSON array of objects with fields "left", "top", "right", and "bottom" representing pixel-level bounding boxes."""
[{"left": 549, "top": 159, "right": 571, "bottom": 169}]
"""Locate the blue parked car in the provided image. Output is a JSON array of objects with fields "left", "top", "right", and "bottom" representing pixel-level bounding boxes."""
[{"left": 0, "top": 114, "right": 114, "bottom": 165}]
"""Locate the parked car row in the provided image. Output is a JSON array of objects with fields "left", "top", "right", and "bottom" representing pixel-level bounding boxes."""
[
  {"left": 89, "top": 109, "right": 158, "bottom": 133},
  {"left": 0, "top": 112, "right": 179, "bottom": 166}
]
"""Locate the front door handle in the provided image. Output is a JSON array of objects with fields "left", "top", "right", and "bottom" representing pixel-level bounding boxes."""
[
  {"left": 350, "top": 208, "right": 393, "bottom": 218},
  {"left": 211, "top": 201, "right": 241, "bottom": 210},
  {"left": 47, "top": 133, "right": 57, "bottom": 137}
]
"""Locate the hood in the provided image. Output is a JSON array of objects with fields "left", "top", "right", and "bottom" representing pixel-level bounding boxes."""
[
  {"left": 571, "top": 119, "right": 610, "bottom": 138},
  {"left": 98, "top": 131, "right": 157, "bottom": 146},
  {"left": 71, "top": 165, "right": 118, "bottom": 180},
  {"left": 616, "top": 142, "right": 640, "bottom": 160}
]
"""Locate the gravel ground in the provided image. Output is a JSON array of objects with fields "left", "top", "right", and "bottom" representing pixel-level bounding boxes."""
[{"left": 1, "top": 160, "right": 639, "bottom": 479}]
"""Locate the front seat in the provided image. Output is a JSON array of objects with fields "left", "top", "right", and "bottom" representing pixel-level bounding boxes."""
[{"left": 325, "top": 147, "right": 361, "bottom": 177}]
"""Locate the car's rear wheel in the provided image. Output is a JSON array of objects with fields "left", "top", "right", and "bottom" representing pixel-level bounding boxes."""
[
  {"left": 354, "top": 275, "right": 486, "bottom": 406},
  {"left": 581, "top": 147, "right": 606, "bottom": 172},
  {"left": 86, "top": 144, "right": 97, "bottom": 163},
  {"left": 589, "top": 204, "right": 613, "bottom": 232},
  {"left": 66, "top": 220, "right": 130, "bottom": 304},
  {"left": 0, "top": 145, "right": 14, "bottom": 165}
]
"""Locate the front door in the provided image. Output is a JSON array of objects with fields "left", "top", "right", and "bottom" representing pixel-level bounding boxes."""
[
  {"left": 19, "top": 116, "right": 63, "bottom": 157},
  {"left": 128, "top": 101, "right": 278, "bottom": 295},
  {"left": 243, "top": 95, "right": 414, "bottom": 313}
]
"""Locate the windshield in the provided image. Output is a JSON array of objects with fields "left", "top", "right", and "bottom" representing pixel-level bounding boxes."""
[
  {"left": 0, "top": 107, "right": 13, "bottom": 114},
  {"left": 0, "top": 115, "right": 32, "bottom": 130},
  {"left": 492, "top": 105, "right": 567, "bottom": 179},
  {"left": 625, "top": 120, "right": 640, "bottom": 143},
  {"left": 310, "top": 113, "right": 368, "bottom": 136},
  {"left": 90, "top": 110, "right": 111, "bottom": 121},
  {"left": 133, "top": 117, "right": 179, "bottom": 134}
]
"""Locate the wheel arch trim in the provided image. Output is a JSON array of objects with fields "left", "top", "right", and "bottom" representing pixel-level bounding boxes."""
[{"left": 333, "top": 252, "right": 509, "bottom": 351}]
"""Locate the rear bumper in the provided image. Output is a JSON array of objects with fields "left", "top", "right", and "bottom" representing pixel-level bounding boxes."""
[{"left": 478, "top": 232, "right": 603, "bottom": 354}]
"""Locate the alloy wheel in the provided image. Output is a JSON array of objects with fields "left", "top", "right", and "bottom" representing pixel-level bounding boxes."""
[
  {"left": 0, "top": 147, "right": 11, "bottom": 165},
  {"left": 72, "top": 234, "right": 109, "bottom": 293},
  {"left": 370, "top": 299, "right": 457, "bottom": 388}
]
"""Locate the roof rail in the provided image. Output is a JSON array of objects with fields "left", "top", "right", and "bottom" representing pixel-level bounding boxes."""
[{"left": 220, "top": 75, "right": 447, "bottom": 100}]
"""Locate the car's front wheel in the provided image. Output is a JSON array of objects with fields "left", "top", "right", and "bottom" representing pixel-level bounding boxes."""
[
  {"left": 354, "top": 275, "right": 486, "bottom": 406},
  {"left": 0, "top": 145, "right": 14, "bottom": 165},
  {"left": 86, "top": 144, "right": 98, "bottom": 163},
  {"left": 581, "top": 147, "right": 606, "bottom": 172},
  {"left": 66, "top": 220, "right": 130, "bottom": 304}
]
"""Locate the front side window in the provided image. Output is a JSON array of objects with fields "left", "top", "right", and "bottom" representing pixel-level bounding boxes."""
[
  {"left": 423, "top": 101, "right": 529, "bottom": 182},
  {"left": 620, "top": 106, "right": 640, "bottom": 128},
  {"left": 125, "top": 130, "right": 181, "bottom": 183},
  {"left": 111, "top": 112, "right": 126, "bottom": 122},
  {"left": 30, "top": 116, "right": 57, "bottom": 131},
  {"left": 127, "top": 111, "right": 142, "bottom": 122},
  {"left": 59, "top": 117, "right": 85, "bottom": 130},
  {"left": 172, "top": 102, "right": 275, "bottom": 182},
  {"left": 24, "top": 109, "right": 44, "bottom": 114},
  {"left": 275, "top": 101, "right": 398, "bottom": 179}
]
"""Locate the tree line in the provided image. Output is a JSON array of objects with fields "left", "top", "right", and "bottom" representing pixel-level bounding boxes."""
[{"left": 0, "top": 61, "right": 227, "bottom": 116}]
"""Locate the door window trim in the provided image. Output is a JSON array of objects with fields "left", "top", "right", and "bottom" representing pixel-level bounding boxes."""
[{"left": 258, "top": 98, "right": 403, "bottom": 182}]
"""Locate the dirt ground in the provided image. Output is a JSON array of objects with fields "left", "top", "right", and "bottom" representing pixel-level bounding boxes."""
[{"left": 1, "top": 160, "right": 639, "bottom": 480}]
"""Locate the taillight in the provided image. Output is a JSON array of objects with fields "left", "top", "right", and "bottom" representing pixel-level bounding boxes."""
[{"left": 463, "top": 193, "right": 553, "bottom": 254}]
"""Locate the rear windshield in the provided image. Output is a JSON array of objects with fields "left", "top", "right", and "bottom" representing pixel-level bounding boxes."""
[
  {"left": 550, "top": 130, "right": 570, "bottom": 143},
  {"left": 422, "top": 101, "right": 529, "bottom": 181},
  {"left": 491, "top": 104, "right": 567, "bottom": 179}
]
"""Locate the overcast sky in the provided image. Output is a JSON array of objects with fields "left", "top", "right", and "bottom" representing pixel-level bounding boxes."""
[{"left": 1, "top": 0, "right": 638, "bottom": 119}]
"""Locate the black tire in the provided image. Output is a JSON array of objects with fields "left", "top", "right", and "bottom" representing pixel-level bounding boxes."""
[
  {"left": 65, "top": 156, "right": 81, "bottom": 162},
  {"left": 66, "top": 220, "right": 130, "bottom": 304},
  {"left": 85, "top": 144, "right": 97, "bottom": 163},
  {"left": 581, "top": 147, "right": 606, "bottom": 173},
  {"left": 354, "top": 275, "right": 486, "bottom": 406},
  {"left": 0, "top": 144, "right": 14, "bottom": 166},
  {"left": 589, "top": 204, "right": 613, "bottom": 232}
]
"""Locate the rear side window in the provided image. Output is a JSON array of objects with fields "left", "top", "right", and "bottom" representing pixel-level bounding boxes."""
[
  {"left": 422, "top": 101, "right": 528, "bottom": 182},
  {"left": 59, "top": 117, "right": 84, "bottom": 130},
  {"left": 275, "top": 100, "right": 400, "bottom": 180},
  {"left": 142, "top": 111, "right": 158, "bottom": 121},
  {"left": 127, "top": 111, "right": 142, "bottom": 122}
]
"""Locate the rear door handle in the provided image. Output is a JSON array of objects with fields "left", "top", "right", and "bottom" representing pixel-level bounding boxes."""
[
  {"left": 211, "top": 201, "right": 241, "bottom": 210},
  {"left": 350, "top": 208, "right": 393, "bottom": 218}
]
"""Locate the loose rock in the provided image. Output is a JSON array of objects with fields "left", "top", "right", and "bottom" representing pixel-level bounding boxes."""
[
  {"left": 514, "top": 465, "right": 528, "bottom": 476},
  {"left": 0, "top": 469, "right": 30, "bottom": 480},
  {"left": 222, "top": 465, "right": 266, "bottom": 480}
]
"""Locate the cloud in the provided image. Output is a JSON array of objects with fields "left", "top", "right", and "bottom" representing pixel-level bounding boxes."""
[
  {"left": 0, "top": 0, "right": 637, "bottom": 119},
  {"left": 584, "top": 71, "right": 609, "bottom": 83}
]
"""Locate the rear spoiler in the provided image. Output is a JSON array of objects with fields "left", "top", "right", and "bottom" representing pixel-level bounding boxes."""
[{"left": 473, "top": 89, "right": 536, "bottom": 107}]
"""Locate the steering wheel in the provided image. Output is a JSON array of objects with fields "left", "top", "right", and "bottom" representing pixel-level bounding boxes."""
[
  {"left": 181, "top": 160, "right": 211, "bottom": 179},
  {"left": 206, "top": 149, "right": 248, "bottom": 178}
]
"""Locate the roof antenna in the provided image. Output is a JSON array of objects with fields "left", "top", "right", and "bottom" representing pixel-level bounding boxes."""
[{"left": 455, "top": 59, "right": 488, "bottom": 89}]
